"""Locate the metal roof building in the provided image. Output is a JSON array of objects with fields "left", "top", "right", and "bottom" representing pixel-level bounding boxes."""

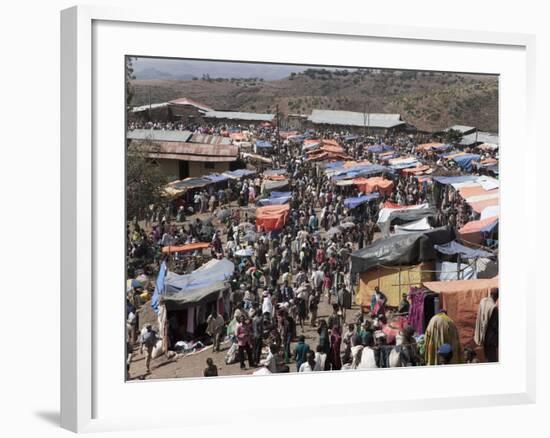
[
  {"left": 131, "top": 102, "right": 170, "bottom": 113},
  {"left": 445, "top": 125, "right": 477, "bottom": 135},
  {"left": 203, "top": 111, "right": 275, "bottom": 122},
  {"left": 126, "top": 129, "right": 193, "bottom": 142},
  {"left": 168, "top": 97, "right": 214, "bottom": 113},
  {"left": 307, "top": 109, "right": 405, "bottom": 129},
  {"left": 459, "top": 131, "right": 499, "bottom": 147}
]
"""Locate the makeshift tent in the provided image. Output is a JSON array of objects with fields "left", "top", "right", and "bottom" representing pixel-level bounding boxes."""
[
  {"left": 378, "top": 206, "right": 437, "bottom": 237},
  {"left": 353, "top": 176, "right": 394, "bottom": 196},
  {"left": 434, "top": 240, "right": 493, "bottom": 258},
  {"left": 256, "top": 204, "right": 290, "bottom": 231},
  {"left": 258, "top": 191, "right": 292, "bottom": 205},
  {"left": 234, "top": 247, "right": 254, "bottom": 257},
  {"left": 223, "top": 169, "right": 256, "bottom": 179},
  {"left": 262, "top": 179, "right": 289, "bottom": 192},
  {"left": 255, "top": 140, "right": 273, "bottom": 148},
  {"left": 393, "top": 217, "right": 432, "bottom": 234},
  {"left": 344, "top": 193, "right": 380, "bottom": 209},
  {"left": 378, "top": 203, "right": 430, "bottom": 224},
  {"left": 423, "top": 276, "right": 498, "bottom": 347},
  {"left": 458, "top": 216, "right": 498, "bottom": 245},
  {"left": 160, "top": 258, "right": 235, "bottom": 311},
  {"left": 350, "top": 227, "right": 454, "bottom": 273},
  {"left": 480, "top": 205, "right": 499, "bottom": 220},
  {"left": 356, "top": 262, "right": 435, "bottom": 308},
  {"left": 435, "top": 261, "right": 477, "bottom": 281},
  {"left": 452, "top": 154, "right": 481, "bottom": 171},
  {"left": 161, "top": 242, "right": 210, "bottom": 254}
]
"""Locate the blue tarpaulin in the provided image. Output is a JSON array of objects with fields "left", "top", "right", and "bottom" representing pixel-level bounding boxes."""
[
  {"left": 258, "top": 190, "right": 292, "bottom": 205},
  {"left": 367, "top": 144, "right": 393, "bottom": 153},
  {"left": 204, "top": 173, "right": 229, "bottom": 183},
  {"left": 452, "top": 154, "right": 481, "bottom": 171},
  {"left": 270, "top": 191, "right": 292, "bottom": 198},
  {"left": 344, "top": 135, "right": 360, "bottom": 142},
  {"left": 434, "top": 240, "right": 493, "bottom": 258},
  {"left": 344, "top": 193, "right": 380, "bottom": 209},
  {"left": 255, "top": 140, "right": 273, "bottom": 148},
  {"left": 480, "top": 219, "right": 499, "bottom": 234},
  {"left": 151, "top": 261, "right": 167, "bottom": 314},
  {"left": 223, "top": 169, "right": 256, "bottom": 179},
  {"left": 164, "top": 258, "right": 234, "bottom": 295},
  {"left": 332, "top": 164, "right": 389, "bottom": 180},
  {"left": 433, "top": 175, "right": 479, "bottom": 185}
]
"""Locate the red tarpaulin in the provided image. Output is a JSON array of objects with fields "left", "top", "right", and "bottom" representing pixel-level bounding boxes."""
[
  {"left": 161, "top": 242, "right": 210, "bottom": 254},
  {"left": 256, "top": 204, "right": 290, "bottom": 231}
]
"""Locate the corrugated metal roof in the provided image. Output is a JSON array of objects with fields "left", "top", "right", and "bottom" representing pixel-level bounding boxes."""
[
  {"left": 127, "top": 129, "right": 193, "bottom": 142},
  {"left": 189, "top": 133, "right": 233, "bottom": 145},
  {"left": 204, "top": 111, "right": 275, "bottom": 122},
  {"left": 459, "top": 131, "right": 499, "bottom": 146},
  {"left": 134, "top": 140, "right": 238, "bottom": 162},
  {"left": 168, "top": 97, "right": 214, "bottom": 112},
  {"left": 307, "top": 109, "right": 404, "bottom": 128},
  {"left": 131, "top": 102, "right": 169, "bottom": 113},
  {"left": 445, "top": 125, "right": 476, "bottom": 134}
]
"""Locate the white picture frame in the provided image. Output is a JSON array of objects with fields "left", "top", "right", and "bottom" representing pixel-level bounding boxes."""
[{"left": 61, "top": 5, "right": 536, "bottom": 433}]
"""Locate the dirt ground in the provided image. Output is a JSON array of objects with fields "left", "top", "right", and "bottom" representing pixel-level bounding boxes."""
[
  {"left": 127, "top": 200, "right": 366, "bottom": 381},
  {"left": 128, "top": 297, "right": 362, "bottom": 381}
]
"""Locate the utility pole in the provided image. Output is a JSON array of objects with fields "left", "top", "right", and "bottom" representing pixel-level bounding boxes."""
[
  {"left": 363, "top": 101, "right": 367, "bottom": 138},
  {"left": 276, "top": 103, "right": 280, "bottom": 144},
  {"left": 148, "top": 86, "right": 152, "bottom": 121}
]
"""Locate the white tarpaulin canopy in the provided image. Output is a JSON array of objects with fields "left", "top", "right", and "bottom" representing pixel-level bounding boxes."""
[{"left": 393, "top": 217, "right": 432, "bottom": 234}]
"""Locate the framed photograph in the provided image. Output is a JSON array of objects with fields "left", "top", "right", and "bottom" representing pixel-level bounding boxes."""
[{"left": 61, "top": 5, "right": 536, "bottom": 433}]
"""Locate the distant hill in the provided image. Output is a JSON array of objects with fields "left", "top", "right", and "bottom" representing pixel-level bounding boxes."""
[{"left": 129, "top": 68, "right": 498, "bottom": 132}]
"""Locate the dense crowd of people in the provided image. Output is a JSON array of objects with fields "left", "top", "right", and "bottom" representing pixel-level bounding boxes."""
[{"left": 126, "top": 120, "right": 499, "bottom": 378}]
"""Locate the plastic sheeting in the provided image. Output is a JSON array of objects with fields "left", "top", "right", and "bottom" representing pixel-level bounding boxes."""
[
  {"left": 262, "top": 179, "right": 289, "bottom": 192},
  {"left": 379, "top": 206, "right": 437, "bottom": 237},
  {"left": 452, "top": 154, "right": 481, "bottom": 171},
  {"left": 344, "top": 193, "right": 380, "bottom": 209},
  {"left": 423, "top": 276, "right": 498, "bottom": 346},
  {"left": 458, "top": 216, "right": 498, "bottom": 244},
  {"left": 481, "top": 205, "right": 499, "bottom": 220},
  {"left": 350, "top": 227, "right": 454, "bottom": 273},
  {"left": 435, "top": 261, "right": 477, "bottom": 281},
  {"left": 353, "top": 176, "right": 394, "bottom": 196},
  {"left": 255, "top": 140, "right": 273, "bottom": 148},
  {"left": 161, "top": 242, "right": 210, "bottom": 254},
  {"left": 223, "top": 169, "right": 256, "bottom": 179},
  {"left": 256, "top": 204, "right": 290, "bottom": 231},
  {"left": 356, "top": 262, "right": 435, "bottom": 308},
  {"left": 161, "top": 259, "right": 235, "bottom": 310},
  {"left": 434, "top": 240, "right": 493, "bottom": 258},
  {"left": 393, "top": 217, "right": 432, "bottom": 234}
]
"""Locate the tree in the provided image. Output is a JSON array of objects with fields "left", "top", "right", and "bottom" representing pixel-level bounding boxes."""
[
  {"left": 126, "top": 140, "right": 169, "bottom": 221},
  {"left": 125, "top": 57, "right": 136, "bottom": 110},
  {"left": 445, "top": 128, "right": 463, "bottom": 145}
]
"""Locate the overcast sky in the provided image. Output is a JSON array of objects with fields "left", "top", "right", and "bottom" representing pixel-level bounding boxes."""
[{"left": 131, "top": 57, "right": 314, "bottom": 80}]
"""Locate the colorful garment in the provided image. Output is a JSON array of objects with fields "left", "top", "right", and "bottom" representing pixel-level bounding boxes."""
[{"left": 424, "top": 312, "right": 462, "bottom": 365}]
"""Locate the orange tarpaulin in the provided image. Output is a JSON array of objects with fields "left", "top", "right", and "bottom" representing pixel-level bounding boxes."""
[
  {"left": 402, "top": 165, "right": 430, "bottom": 174},
  {"left": 423, "top": 276, "right": 498, "bottom": 347},
  {"left": 458, "top": 216, "right": 498, "bottom": 244},
  {"left": 383, "top": 201, "right": 418, "bottom": 209},
  {"left": 256, "top": 204, "right": 290, "bottom": 231},
  {"left": 469, "top": 197, "right": 500, "bottom": 214},
  {"left": 416, "top": 142, "right": 444, "bottom": 152},
  {"left": 230, "top": 132, "right": 247, "bottom": 141},
  {"left": 161, "top": 242, "right": 210, "bottom": 254},
  {"left": 264, "top": 174, "right": 286, "bottom": 181},
  {"left": 458, "top": 185, "right": 493, "bottom": 199},
  {"left": 322, "top": 139, "right": 340, "bottom": 147},
  {"left": 353, "top": 176, "right": 394, "bottom": 196}
]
